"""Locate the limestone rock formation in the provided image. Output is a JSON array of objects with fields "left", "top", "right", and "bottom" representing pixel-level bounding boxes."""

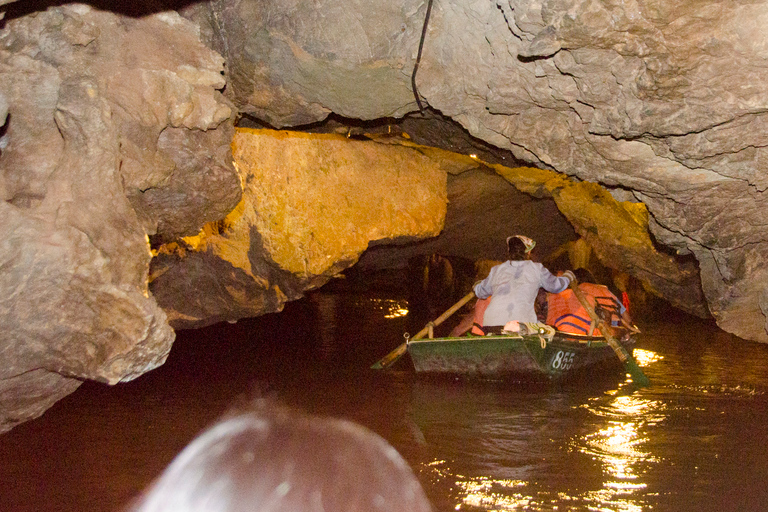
[
  {"left": 418, "top": 0, "right": 768, "bottom": 341},
  {"left": 181, "top": 0, "right": 423, "bottom": 126},
  {"left": 187, "top": 0, "right": 768, "bottom": 342},
  {"left": 151, "top": 128, "right": 447, "bottom": 329},
  {"left": 0, "top": 5, "right": 238, "bottom": 432},
  {"left": 355, "top": 157, "right": 578, "bottom": 271},
  {"left": 493, "top": 165, "right": 707, "bottom": 317}
]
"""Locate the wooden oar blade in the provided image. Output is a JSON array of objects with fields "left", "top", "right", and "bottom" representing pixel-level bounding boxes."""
[
  {"left": 370, "top": 342, "right": 407, "bottom": 370},
  {"left": 624, "top": 355, "right": 651, "bottom": 387}
]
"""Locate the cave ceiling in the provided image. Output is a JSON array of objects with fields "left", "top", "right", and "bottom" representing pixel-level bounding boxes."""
[{"left": 2, "top": 0, "right": 768, "bottom": 431}]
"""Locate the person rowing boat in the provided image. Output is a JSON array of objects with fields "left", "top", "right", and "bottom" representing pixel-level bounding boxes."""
[{"left": 472, "top": 235, "right": 575, "bottom": 334}]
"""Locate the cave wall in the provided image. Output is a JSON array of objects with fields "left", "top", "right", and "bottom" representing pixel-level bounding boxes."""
[
  {"left": 418, "top": 0, "right": 768, "bottom": 342},
  {"left": 0, "top": 5, "right": 237, "bottom": 432}
]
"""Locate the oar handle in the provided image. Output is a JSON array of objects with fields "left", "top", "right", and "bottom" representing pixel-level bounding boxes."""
[
  {"left": 568, "top": 280, "right": 622, "bottom": 352},
  {"left": 411, "top": 291, "right": 476, "bottom": 341},
  {"left": 371, "top": 291, "right": 476, "bottom": 370}
]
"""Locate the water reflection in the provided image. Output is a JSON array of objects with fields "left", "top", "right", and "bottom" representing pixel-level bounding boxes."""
[
  {"left": 577, "top": 395, "right": 659, "bottom": 508},
  {"left": 375, "top": 297, "right": 410, "bottom": 319},
  {"left": 8, "top": 287, "right": 768, "bottom": 512},
  {"left": 336, "top": 295, "right": 409, "bottom": 319},
  {"left": 310, "top": 294, "right": 409, "bottom": 360},
  {"left": 571, "top": 359, "right": 668, "bottom": 510},
  {"left": 426, "top": 460, "right": 534, "bottom": 511},
  {"left": 458, "top": 476, "right": 530, "bottom": 510},
  {"left": 411, "top": 347, "right": 668, "bottom": 511},
  {"left": 633, "top": 348, "right": 664, "bottom": 367}
]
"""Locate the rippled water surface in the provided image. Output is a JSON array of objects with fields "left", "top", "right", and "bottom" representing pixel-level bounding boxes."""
[{"left": 3, "top": 288, "right": 768, "bottom": 512}]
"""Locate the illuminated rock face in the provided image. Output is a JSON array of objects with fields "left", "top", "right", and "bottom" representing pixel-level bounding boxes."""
[
  {"left": 493, "top": 166, "right": 707, "bottom": 318},
  {"left": 0, "top": 6, "right": 237, "bottom": 432},
  {"left": 185, "top": 0, "right": 768, "bottom": 342},
  {"left": 233, "top": 129, "right": 446, "bottom": 277},
  {"left": 151, "top": 128, "right": 447, "bottom": 329}
]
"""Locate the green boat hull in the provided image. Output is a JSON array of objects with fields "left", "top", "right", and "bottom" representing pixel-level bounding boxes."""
[{"left": 406, "top": 332, "right": 637, "bottom": 380}]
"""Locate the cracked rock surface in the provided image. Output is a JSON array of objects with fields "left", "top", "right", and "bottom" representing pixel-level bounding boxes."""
[{"left": 187, "top": 0, "right": 768, "bottom": 342}]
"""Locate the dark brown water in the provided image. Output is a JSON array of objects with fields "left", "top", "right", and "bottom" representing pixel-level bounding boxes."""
[{"left": 3, "top": 288, "right": 768, "bottom": 512}]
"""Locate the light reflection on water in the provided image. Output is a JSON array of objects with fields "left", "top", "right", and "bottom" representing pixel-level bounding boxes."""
[
  {"left": 348, "top": 296, "right": 410, "bottom": 319},
  {"left": 633, "top": 348, "right": 664, "bottom": 367},
  {"left": 406, "top": 316, "right": 768, "bottom": 511},
  {"left": 575, "top": 392, "right": 661, "bottom": 510},
  {"left": 408, "top": 344, "right": 667, "bottom": 511},
  {"left": 407, "top": 335, "right": 759, "bottom": 512},
  {"left": 427, "top": 459, "right": 534, "bottom": 511},
  {"left": 311, "top": 294, "right": 409, "bottom": 359},
  {"left": 426, "top": 386, "right": 663, "bottom": 511},
  {"left": 457, "top": 476, "right": 530, "bottom": 510}
]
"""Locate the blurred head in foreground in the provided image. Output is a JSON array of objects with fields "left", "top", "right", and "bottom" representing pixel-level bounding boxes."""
[{"left": 128, "top": 401, "right": 431, "bottom": 512}]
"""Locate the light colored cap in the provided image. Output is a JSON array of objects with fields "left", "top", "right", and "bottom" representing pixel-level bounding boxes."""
[{"left": 506, "top": 235, "right": 536, "bottom": 253}]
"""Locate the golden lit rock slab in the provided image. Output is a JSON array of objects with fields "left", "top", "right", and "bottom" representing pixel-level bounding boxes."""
[
  {"left": 232, "top": 128, "right": 447, "bottom": 277},
  {"left": 151, "top": 129, "right": 448, "bottom": 330},
  {"left": 549, "top": 182, "right": 706, "bottom": 317}
]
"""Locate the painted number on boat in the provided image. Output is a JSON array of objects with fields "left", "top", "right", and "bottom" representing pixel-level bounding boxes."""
[{"left": 551, "top": 350, "right": 575, "bottom": 371}]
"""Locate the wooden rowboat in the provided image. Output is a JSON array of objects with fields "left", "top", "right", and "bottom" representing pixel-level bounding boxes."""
[
  {"left": 370, "top": 291, "right": 647, "bottom": 384},
  {"left": 405, "top": 329, "right": 637, "bottom": 380}
]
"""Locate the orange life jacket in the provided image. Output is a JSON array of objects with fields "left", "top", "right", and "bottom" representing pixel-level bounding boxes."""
[{"left": 546, "top": 283, "right": 622, "bottom": 336}]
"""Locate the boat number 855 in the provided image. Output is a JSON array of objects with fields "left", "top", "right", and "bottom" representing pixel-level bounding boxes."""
[{"left": 551, "top": 350, "right": 575, "bottom": 370}]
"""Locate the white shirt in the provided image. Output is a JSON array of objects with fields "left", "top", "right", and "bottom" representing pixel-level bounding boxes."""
[{"left": 473, "top": 260, "right": 570, "bottom": 325}]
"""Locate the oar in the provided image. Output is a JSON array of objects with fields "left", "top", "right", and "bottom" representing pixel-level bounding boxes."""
[
  {"left": 568, "top": 280, "right": 650, "bottom": 387},
  {"left": 371, "top": 291, "right": 476, "bottom": 370}
]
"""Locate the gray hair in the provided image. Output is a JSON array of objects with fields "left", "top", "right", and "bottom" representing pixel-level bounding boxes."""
[{"left": 128, "top": 403, "right": 432, "bottom": 512}]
